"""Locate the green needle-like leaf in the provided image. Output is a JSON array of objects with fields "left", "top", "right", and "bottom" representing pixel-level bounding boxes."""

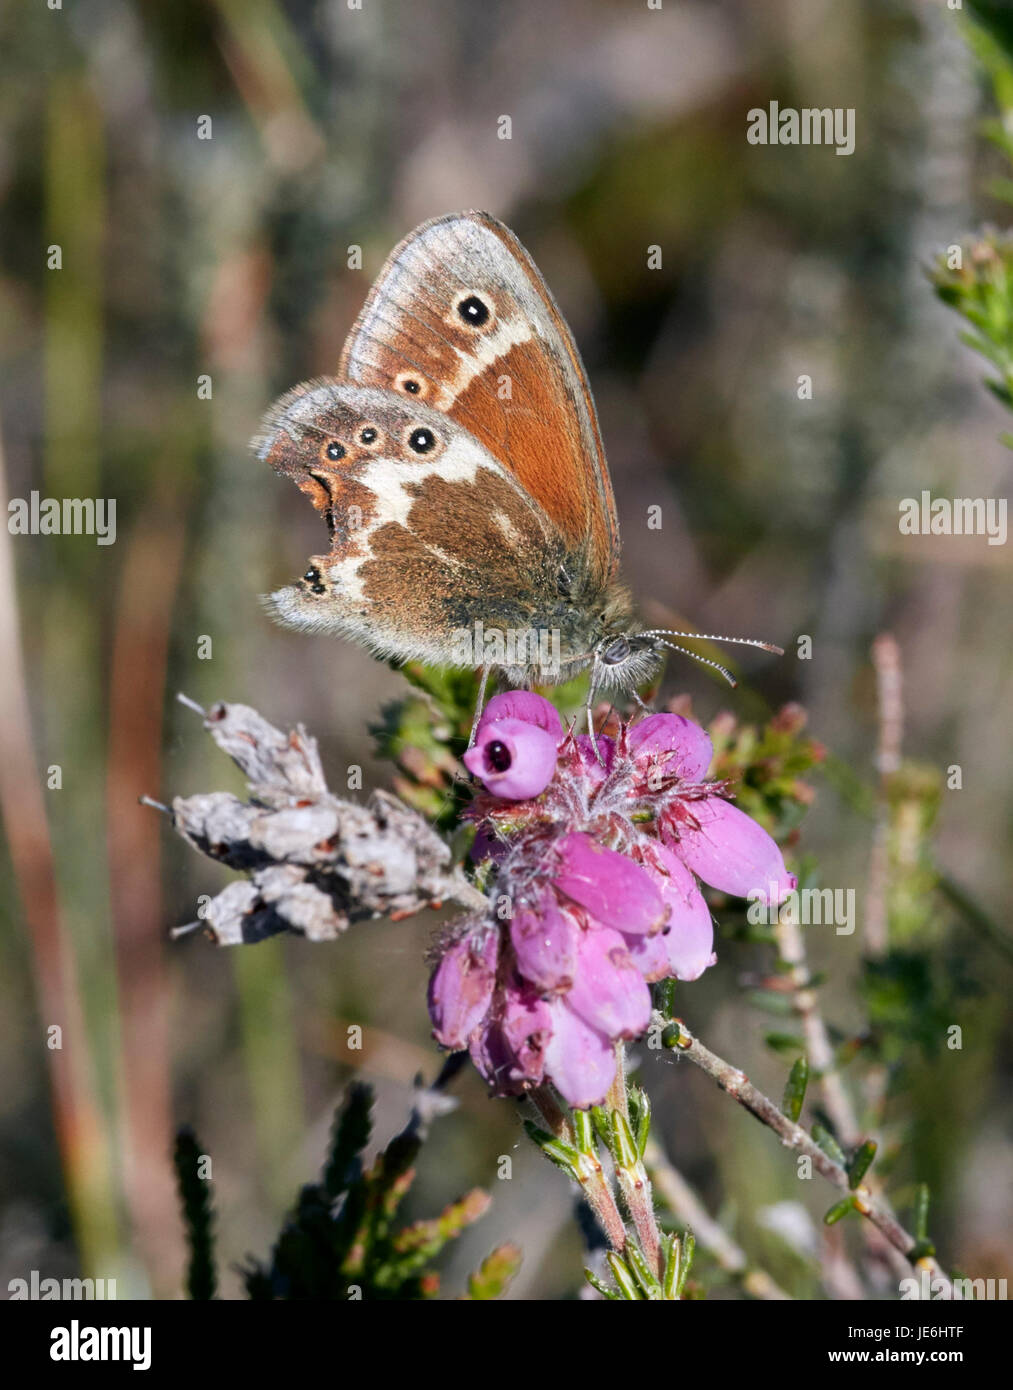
[
  {"left": 824, "top": 1195, "right": 857, "bottom": 1226},
  {"left": 606, "top": 1252, "right": 643, "bottom": 1300},
  {"left": 466, "top": 1244, "right": 522, "bottom": 1300},
  {"left": 625, "top": 1240, "right": 663, "bottom": 1299},
  {"left": 847, "top": 1139, "right": 877, "bottom": 1190},
  {"left": 782, "top": 1055, "right": 810, "bottom": 1122},
  {"left": 812, "top": 1122, "right": 847, "bottom": 1167},
  {"left": 676, "top": 1232, "right": 695, "bottom": 1297}
]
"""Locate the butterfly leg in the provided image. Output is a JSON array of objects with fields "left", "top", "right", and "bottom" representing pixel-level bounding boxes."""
[
  {"left": 467, "top": 663, "right": 493, "bottom": 749},
  {"left": 585, "top": 660, "right": 608, "bottom": 766}
]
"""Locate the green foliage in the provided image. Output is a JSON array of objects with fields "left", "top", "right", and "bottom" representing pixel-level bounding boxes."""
[
  {"left": 860, "top": 949, "right": 976, "bottom": 1065},
  {"left": 175, "top": 1083, "right": 515, "bottom": 1301},
  {"left": 586, "top": 1231, "right": 696, "bottom": 1302},
  {"left": 706, "top": 702, "right": 825, "bottom": 841},
  {"left": 369, "top": 662, "right": 479, "bottom": 827},
  {"left": 932, "top": 235, "right": 1013, "bottom": 432},
  {"left": 932, "top": 4, "right": 1013, "bottom": 442},
  {"left": 463, "top": 1243, "right": 524, "bottom": 1300}
]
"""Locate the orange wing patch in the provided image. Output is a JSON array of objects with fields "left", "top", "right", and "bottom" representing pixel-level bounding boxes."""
[{"left": 338, "top": 212, "right": 620, "bottom": 587}]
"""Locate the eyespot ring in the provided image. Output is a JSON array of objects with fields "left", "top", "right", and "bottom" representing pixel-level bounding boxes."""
[
  {"left": 358, "top": 425, "right": 380, "bottom": 447},
  {"left": 407, "top": 426, "right": 438, "bottom": 455},
  {"left": 453, "top": 290, "right": 495, "bottom": 330},
  {"left": 322, "top": 440, "right": 346, "bottom": 462},
  {"left": 395, "top": 372, "right": 426, "bottom": 398}
]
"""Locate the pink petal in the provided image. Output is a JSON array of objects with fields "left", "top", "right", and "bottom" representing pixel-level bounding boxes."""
[
  {"left": 427, "top": 927, "right": 498, "bottom": 1049},
  {"left": 565, "top": 926, "right": 652, "bottom": 1038},
  {"left": 644, "top": 841, "right": 715, "bottom": 981},
  {"left": 478, "top": 691, "right": 563, "bottom": 737},
  {"left": 544, "top": 999, "right": 617, "bottom": 1109},
  {"left": 665, "top": 796, "right": 796, "bottom": 903},
  {"left": 511, "top": 890, "right": 579, "bottom": 993},
  {"left": 499, "top": 979, "right": 552, "bottom": 1085},
  {"left": 574, "top": 734, "right": 616, "bottom": 791},
  {"left": 462, "top": 717, "right": 558, "bottom": 800},
  {"left": 623, "top": 927, "right": 672, "bottom": 983},
  {"left": 629, "top": 713, "right": 713, "bottom": 780},
  {"left": 553, "top": 832, "right": 667, "bottom": 935},
  {"left": 469, "top": 1020, "right": 516, "bottom": 1092}
]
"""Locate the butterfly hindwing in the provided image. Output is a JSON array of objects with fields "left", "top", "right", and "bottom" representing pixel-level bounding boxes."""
[{"left": 254, "top": 381, "right": 576, "bottom": 666}]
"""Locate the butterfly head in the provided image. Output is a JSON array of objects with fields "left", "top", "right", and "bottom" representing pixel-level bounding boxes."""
[{"left": 589, "top": 629, "right": 664, "bottom": 698}]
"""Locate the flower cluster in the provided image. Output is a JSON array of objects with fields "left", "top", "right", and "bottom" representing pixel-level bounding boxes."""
[{"left": 428, "top": 692, "right": 796, "bottom": 1109}]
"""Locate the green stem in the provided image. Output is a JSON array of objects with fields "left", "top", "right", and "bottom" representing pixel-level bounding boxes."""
[{"left": 527, "top": 1085, "right": 627, "bottom": 1255}]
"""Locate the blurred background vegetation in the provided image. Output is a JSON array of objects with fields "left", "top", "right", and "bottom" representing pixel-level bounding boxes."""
[{"left": 0, "top": 0, "right": 1010, "bottom": 1299}]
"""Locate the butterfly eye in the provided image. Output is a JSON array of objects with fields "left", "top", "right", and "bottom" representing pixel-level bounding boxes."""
[
  {"left": 323, "top": 440, "right": 345, "bottom": 462},
  {"left": 456, "top": 293, "right": 492, "bottom": 328},
  {"left": 602, "top": 637, "right": 631, "bottom": 666},
  {"left": 407, "top": 427, "right": 437, "bottom": 455},
  {"left": 359, "top": 426, "right": 378, "bottom": 445}
]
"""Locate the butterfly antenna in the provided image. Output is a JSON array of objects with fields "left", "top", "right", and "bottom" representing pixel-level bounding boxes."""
[
  {"left": 651, "top": 637, "right": 738, "bottom": 688},
  {"left": 640, "top": 628, "right": 784, "bottom": 656}
]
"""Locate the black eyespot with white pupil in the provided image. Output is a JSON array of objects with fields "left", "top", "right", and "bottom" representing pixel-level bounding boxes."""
[
  {"left": 359, "top": 427, "right": 377, "bottom": 445},
  {"left": 408, "top": 427, "right": 436, "bottom": 454},
  {"left": 403, "top": 379, "right": 421, "bottom": 394},
  {"left": 324, "top": 440, "right": 345, "bottom": 461},
  {"left": 457, "top": 294, "right": 490, "bottom": 327},
  {"left": 303, "top": 566, "right": 326, "bottom": 595}
]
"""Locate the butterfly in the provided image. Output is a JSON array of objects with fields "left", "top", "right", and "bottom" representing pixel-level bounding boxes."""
[{"left": 254, "top": 211, "right": 779, "bottom": 741}]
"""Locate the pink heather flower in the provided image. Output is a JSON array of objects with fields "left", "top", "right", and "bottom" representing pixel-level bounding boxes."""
[
  {"left": 628, "top": 712, "right": 713, "bottom": 780},
  {"left": 552, "top": 832, "right": 667, "bottom": 935},
  {"left": 462, "top": 716, "right": 559, "bottom": 799},
  {"left": 543, "top": 998, "right": 617, "bottom": 1110},
  {"left": 469, "top": 979, "right": 553, "bottom": 1093},
  {"left": 478, "top": 690, "right": 563, "bottom": 738},
  {"left": 565, "top": 927, "right": 651, "bottom": 1038},
  {"left": 430, "top": 707, "right": 797, "bottom": 1109},
  {"left": 661, "top": 796, "right": 796, "bottom": 904},
  {"left": 510, "top": 889, "right": 578, "bottom": 992},
  {"left": 637, "top": 840, "right": 715, "bottom": 981},
  {"left": 427, "top": 926, "right": 498, "bottom": 1050}
]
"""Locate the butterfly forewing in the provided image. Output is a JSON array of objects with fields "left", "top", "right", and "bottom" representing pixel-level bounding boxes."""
[{"left": 337, "top": 211, "right": 620, "bottom": 589}]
